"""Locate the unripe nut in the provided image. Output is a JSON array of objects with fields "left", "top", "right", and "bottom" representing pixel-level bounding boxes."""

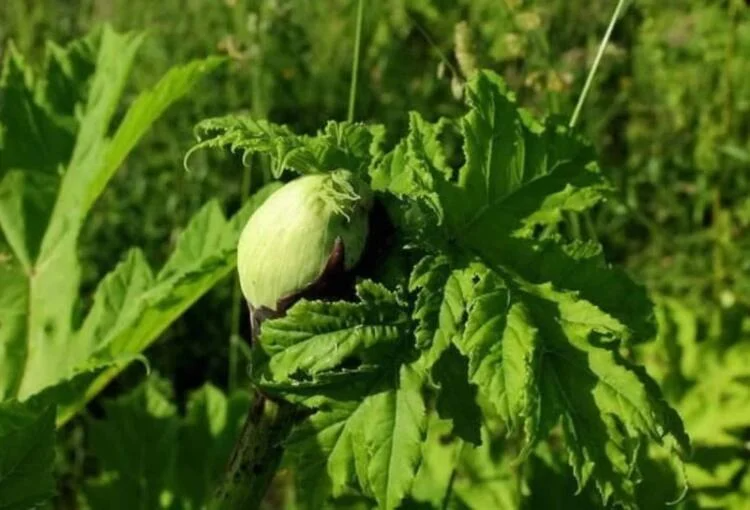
[{"left": 237, "top": 170, "right": 373, "bottom": 311}]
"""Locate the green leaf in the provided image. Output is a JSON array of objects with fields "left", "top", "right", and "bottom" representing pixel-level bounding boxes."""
[
  {"left": 0, "top": 41, "right": 79, "bottom": 268},
  {"left": 526, "top": 287, "right": 688, "bottom": 507},
  {"left": 37, "top": 33, "right": 98, "bottom": 117},
  {"left": 365, "top": 363, "right": 426, "bottom": 509},
  {"left": 408, "top": 255, "right": 476, "bottom": 366},
  {"left": 85, "top": 375, "right": 250, "bottom": 510},
  {"left": 370, "top": 114, "right": 451, "bottom": 223},
  {"left": 376, "top": 71, "right": 654, "bottom": 344},
  {"left": 259, "top": 281, "right": 412, "bottom": 382},
  {"left": 0, "top": 367, "right": 127, "bottom": 510},
  {"left": 173, "top": 385, "right": 252, "bottom": 508},
  {"left": 260, "top": 281, "right": 426, "bottom": 509},
  {"left": 85, "top": 376, "right": 178, "bottom": 510},
  {"left": 283, "top": 402, "right": 359, "bottom": 509},
  {"left": 284, "top": 364, "right": 427, "bottom": 510},
  {"left": 44, "top": 26, "right": 144, "bottom": 245},
  {"left": 59, "top": 185, "right": 278, "bottom": 424},
  {"left": 457, "top": 280, "right": 538, "bottom": 436},
  {"left": 0, "top": 25, "right": 145, "bottom": 402},
  {"left": 406, "top": 253, "right": 688, "bottom": 508},
  {"left": 69, "top": 249, "right": 155, "bottom": 371},
  {"left": 0, "top": 27, "right": 239, "bottom": 431},
  {"left": 0, "top": 400, "right": 56, "bottom": 510},
  {"left": 83, "top": 56, "right": 225, "bottom": 215},
  {"left": 186, "top": 117, "right": 385, "bottom": 178}
]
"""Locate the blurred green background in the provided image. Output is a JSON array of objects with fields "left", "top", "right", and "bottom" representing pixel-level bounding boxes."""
[{"left": 2, "top": 0, "right": 750, "bottom": 506}]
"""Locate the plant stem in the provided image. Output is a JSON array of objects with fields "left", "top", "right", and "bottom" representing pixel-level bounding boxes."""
[
  {"left": 569, "top": 0, "right": 628, "bottom": 129},
  {"left": 347, "top": 0, "right": 365, "bottom": 122},
  {"left": 208, "top": 393, "right": 296, "bottom": 509},
  {"left": 213, "top": 305, "right": 299, "bottom": 509},
  {"left": 565, "top": 0, "right": 628, "bottom": 242}
]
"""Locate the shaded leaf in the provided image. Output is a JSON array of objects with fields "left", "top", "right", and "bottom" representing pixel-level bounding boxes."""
[{"left": 0, "top": 401, "right": 56, "bottom": 510}]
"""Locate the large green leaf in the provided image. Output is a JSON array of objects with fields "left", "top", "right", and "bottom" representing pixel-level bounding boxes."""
[
  {"left": 409, "top": 255, "right": 688, "bottom": 507},
  {"left": 283, "top": 367, "right": 426, "bottom": 510},
  {"left": 365, "top": 71, "right": 688, "bottom": 508},
  {"left": 374, "top": 72, "right": 653, "bottom": 345},
  {"left": 58, "top": 184, "right": 280, "bottom": 424},
  {"left": 0, "top": 25, "right": 230, "bottom": 426}
]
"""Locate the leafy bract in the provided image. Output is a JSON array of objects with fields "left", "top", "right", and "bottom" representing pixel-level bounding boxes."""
[
  {"left": 84, "top": 375, "right": 251, "bottom": 510},
  {"left": 0, "top": 24, "right": 239, "bottom": 428},
  {"left": 186, "top": 117, "right": 385, "bottom": 179}
]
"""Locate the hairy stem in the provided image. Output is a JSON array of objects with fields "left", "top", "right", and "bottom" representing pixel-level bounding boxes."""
[
  {"left": 208, "top": 393, "right": 296, "bottom": 509},
  {"left": 213, "top": 299, "right": 302, "bottom": 509}
]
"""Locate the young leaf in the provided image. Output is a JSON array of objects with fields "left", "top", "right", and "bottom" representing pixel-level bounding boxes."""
[
  {"left": 283, "top": 365, "right": 427, "bottom": 510},
  {"left": 258, "top": 281, "right": 426, "bottom": 509},
  {"left": 258, "top": 281, "right": 412, "bottom": 382},
  {"left": 186, "top": 118, "right": 385, "bottom": 178}
]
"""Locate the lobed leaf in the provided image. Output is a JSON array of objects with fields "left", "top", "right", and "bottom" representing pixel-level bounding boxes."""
[
  {"left": 0, "top": 26, "right": 250, "bottom": 437},
  {"left": 258, "top": 281, "right": 412, "bottom": 382}
]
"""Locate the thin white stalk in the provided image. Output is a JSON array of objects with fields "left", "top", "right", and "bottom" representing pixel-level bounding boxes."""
[{"left": 569, "top": 0, "right": 629, "bottom": 128}]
